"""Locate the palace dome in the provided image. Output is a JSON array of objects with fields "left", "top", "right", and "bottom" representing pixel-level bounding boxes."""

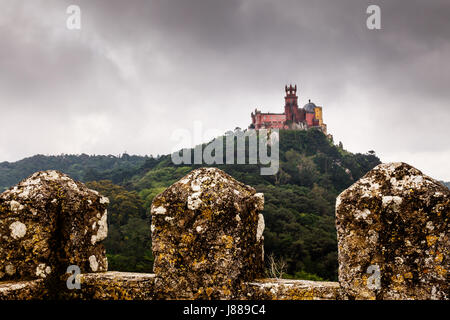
[{"left": 304, "top": 100, "right": 316, "bottom": 113}]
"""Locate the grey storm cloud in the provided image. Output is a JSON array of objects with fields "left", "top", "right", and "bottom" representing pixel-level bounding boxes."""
[{"left": 0, "top": 0, "right": 449, "bottom": 179}]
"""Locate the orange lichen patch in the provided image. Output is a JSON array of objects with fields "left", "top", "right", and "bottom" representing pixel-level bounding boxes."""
[
  {"left": 403, "top": 272, "right": 413, "bottom": 279},
  {"left": 434, "top": 252, "right": 444, "bottom": 263},
  {"left": 286, "top": 288, "right": 314, "bottom": 300},
  {"left": 221, "top": 235, "right": 234, "bottom": 249},
  {"left": 221, "top": 286, "right": 232, "bottom": 296},
  {"left": 201, "top": 207, "right": 213, "bottom": 220},
  {"left": 435, "top": 266, "right": 447, "bottom": 277},
  {"left": 426, "top": 235, "right": 438, "bottom": 247},
  {"left": 391, "top": 274, "right": 404, "bottom": 284},
  {"left": 181, "top": 233, "right": 194, "bottom": 244}
]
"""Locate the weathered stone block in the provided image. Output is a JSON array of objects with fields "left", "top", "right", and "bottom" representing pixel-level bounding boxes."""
[
  {"left": 151, "top": 167, "right": 265, "bottom": 299},
  {"left": 0, "top": 279, "right": 46, "bottom": 300},
  {"left": 0, "top": 171, "right": 108, "bottom": 283},
  {"left": 78, "top": 272, "right": 155, "bottom": 300},
  {"left": 336, "top": 162, "right": 449, "bottom": 300},
  {"left": 243, "top": 279, "right": 340, "bottom": 300}
]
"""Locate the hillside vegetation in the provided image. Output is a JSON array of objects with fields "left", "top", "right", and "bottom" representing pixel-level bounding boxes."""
[
  {"left": 0, "top": 129, "right": 381, "bottom": 280},
  {"left": 0, "top": 153, "right": 147, "bottom": 192}
]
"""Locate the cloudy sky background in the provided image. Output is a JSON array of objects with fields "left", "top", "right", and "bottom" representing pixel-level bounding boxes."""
[{"left": 1, "top": 0, "right": 449, "bottom": 180}]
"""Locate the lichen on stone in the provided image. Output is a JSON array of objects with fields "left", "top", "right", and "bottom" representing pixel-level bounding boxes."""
[
  {"left": 336, "top": 162, "right": 449, "bottom": 300},
  {"left": 151, "top": 167, "right": 265, "bottom": 299},
  {"left": 0, "top": 170, "right": 109, "bottom": 286}
]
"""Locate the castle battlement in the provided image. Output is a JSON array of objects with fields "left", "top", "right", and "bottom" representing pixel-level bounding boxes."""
[{"left": 1, "top": 164, "right": 448, "bottom": 300}]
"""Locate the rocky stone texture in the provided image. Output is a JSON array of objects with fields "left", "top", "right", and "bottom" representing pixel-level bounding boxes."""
[
  {"left": 336, "top": 162, "right": 449, "bottom": 300},
  {"left": 151, "top": 167, "right": 265, "bottom": 299},
  {"left": 0, "top": 170, "right": 108, "bottom": 285},
  {"left": 77, "top": 272, "right": 155, "bottom": 300},
  {"left": 243, "top": 279, "right": 339, "bottom": 300},
  {"left": 0, "top": 279, "right": 46, "bottom": 300},
  {"left": 0, "top": 272, "right": 340, "bottom": 300}
]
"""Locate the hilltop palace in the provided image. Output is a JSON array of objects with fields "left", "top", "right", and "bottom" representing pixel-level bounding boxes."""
[{"left": 249, "top": 84, "right": 327, "bottom": 134}]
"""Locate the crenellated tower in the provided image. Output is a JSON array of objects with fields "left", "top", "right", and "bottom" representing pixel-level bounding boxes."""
[{"left": 284, "top": 84, "right": 298, "bottom": 122}]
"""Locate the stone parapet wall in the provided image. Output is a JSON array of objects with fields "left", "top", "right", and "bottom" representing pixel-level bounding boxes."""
[
  {"left": 0, "top": 165, "right": 448, "bottom": 300},
  {"left": 242, "top": 279, "right": 340, "bottom": 300},
  {"left": 78, "top": 272, "right": 156, "bottom": 300},
  {"left": 0, "top": 279, "right": 46, "bottom": 300},
  {"left": 0, "top": 272, "right": 339, "bottom": 300},
  {"left": 0, "top": 272, "right": 157, "bottom": 300}
]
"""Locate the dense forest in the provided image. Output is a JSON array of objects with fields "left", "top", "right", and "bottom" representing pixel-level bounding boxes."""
[
  {"left": 0, "top": 153, "right": 148, "bottom": 192},
  {"left": 0, "top": 129, "right": 384, "bottom": 280}
]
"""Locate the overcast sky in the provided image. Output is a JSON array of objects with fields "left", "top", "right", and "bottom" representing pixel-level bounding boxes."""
[{"left": 1, "top": 0, "right": 449, "bottom": 180}]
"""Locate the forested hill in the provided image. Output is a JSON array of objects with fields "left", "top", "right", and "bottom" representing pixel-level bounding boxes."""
[
  {"left": 0, "top": 153, "right": 148, "bottom": 192},
  {"left": 0, "top": 130, "right": 381, "bottom": 280}
]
